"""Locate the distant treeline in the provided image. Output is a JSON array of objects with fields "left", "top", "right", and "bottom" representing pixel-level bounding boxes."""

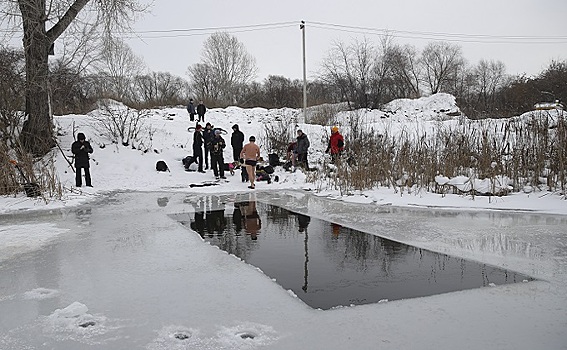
[{"left": 0, "top": 45, "right": 565, "bottom": 119}]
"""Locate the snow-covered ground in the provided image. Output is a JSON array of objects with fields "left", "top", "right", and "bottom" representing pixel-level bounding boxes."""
[{"left": 1, "top": 94, "right": 566, "bottom": 349}]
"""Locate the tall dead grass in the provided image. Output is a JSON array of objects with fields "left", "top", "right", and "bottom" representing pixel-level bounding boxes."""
[{"left": 316, "top": 110, "right": 567, "bottom": 196}]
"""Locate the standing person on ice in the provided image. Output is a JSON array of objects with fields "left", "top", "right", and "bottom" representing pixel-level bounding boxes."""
[
  {"left": 326, "top": 126, "right": 345, "bottom": 164},
  {"left": 197, "top": 100, "right": 207, "bottom": 123},
  {"left": 240, "top": 136, "right": 261, "bottom": 189},
  {"left": 231, "top": 124, "right": 245, "bottom": 162},
  {"left": 192, "top": 124, "right": 206, "bottom": 173},
  {"left": 295, "top": 129, "right": 310, "bottom": 170},
  {"left": 71, "top": 132, "right": 94, "bottom": 187},
  {"left": 187, "top": 99, "right": 196, "bottom": 122},
  {"left": 209, "top": 129, "right": 227, "bottom": 179}
]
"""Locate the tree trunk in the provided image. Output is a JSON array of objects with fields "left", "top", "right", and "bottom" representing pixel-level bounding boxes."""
[{"left": 19, "top": 0, "right": 54, "bottom": 156}]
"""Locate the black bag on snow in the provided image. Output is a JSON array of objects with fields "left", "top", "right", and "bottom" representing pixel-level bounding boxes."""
[
  {"left": 263, "top": 165, "right": 274, "bottom": 174},
  {"left": 156, "top": 160, "right": 169, "bottom": 172},
  {"left": 268, "top": 153, "right": 281, "bottom": 167}
]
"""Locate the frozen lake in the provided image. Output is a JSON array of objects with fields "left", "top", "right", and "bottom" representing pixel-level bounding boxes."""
[{"left": 1, "top": 191, "right": 566, "bottom": 349}]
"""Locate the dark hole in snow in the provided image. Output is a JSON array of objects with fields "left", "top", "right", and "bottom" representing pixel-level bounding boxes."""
[
  {"left": 239, "top": 333, "right": 255, "bottom": 339},
  {"left": 171, "top": 195, "right": 536, "bottom": 310},
  {"left": 78, "top": 321, "right": 96, "bottom": 328},
  {"left": 174, "top": 332, "right": 190, "bottom": 340}
]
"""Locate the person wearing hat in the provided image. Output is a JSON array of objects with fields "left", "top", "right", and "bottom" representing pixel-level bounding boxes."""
[
  {"left": 295, "top": 129, "right": 310, "bottom": 170},
  {"left": 240, "top": 135, "right": 261, "bottom": 189},
  {"left": 187, "top": 99, "right": 196, "bottom": 122},
  {"left": 196, "top": 100, "right": 207, "bottom": 123},
  {"left": 71, "top": 132, "right": 94, "bottom": 187},
  {"left": 326, "top": 126, "right": 344, "bottom": 164},
  {"left": 192, "top": 124, "right": 206, "bottom": 173},
  {"left": 209, "top": 129, "right": 227, "bottom": 179},
  {"left": 231, "top": 124, "right": 245, "bottom": 162},
  {"left": 202, "top": 122, "right": 214, "bottom": 169}
]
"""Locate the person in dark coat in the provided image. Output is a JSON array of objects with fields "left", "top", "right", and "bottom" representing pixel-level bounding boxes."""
[
  {"left": 192, "top": 124, "right": 206, "bottom": 173},
  {"left": 295, "top": 129, "right": 310, "bottom": 170},
  {"left": 209, "top": 129, "right": 226, "bottom": 179},
  {"left": 196, "top": 100, "right": 206, "bottom": 123},
  {"left": 202, "top": 122, "right": 214, "bottom": 170},
  {"left": 231, "top": 124, "right": 245, "bottom": 162},
  {"left": 71, "top": 132, "right": 94, "bottom": 187},
  {"left": 187, "top": 99, "right": 196, "bottom": 122}
]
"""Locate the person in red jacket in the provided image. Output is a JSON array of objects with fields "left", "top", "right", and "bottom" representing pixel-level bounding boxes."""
[{"left": 326, "top": 126, "right": 344, "bottom": 164}]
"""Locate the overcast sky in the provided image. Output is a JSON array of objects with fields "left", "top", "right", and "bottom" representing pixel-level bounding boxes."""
[{"left": 122, "top": 0, "right": 567, "bottom": 82}]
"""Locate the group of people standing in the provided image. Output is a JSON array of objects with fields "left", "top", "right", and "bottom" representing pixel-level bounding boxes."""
[
  {"left": 192, "top": 123, "right": 227, "bottom": 178},
  {"left": 187, "top": 99, "right": 207, "bottom": 123},
  {"left": 285, "top": 126, "right": 344, "bottom": 170},
  {"left": 187, "top": 99, "right": 346, "bottom": 189},
  {"left": 191, "top": 120, "right": 260, "bottom": 189}
]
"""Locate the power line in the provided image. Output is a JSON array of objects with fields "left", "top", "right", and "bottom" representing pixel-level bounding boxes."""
[
  {"left": 3, "top": 19, "right": 567, "bottom": 45},
  {"left": 123, "top": 23, "right": 297, "bottom": 39},
  {"left": 309, "top": 21, "right": 567, "bottom": 44}
]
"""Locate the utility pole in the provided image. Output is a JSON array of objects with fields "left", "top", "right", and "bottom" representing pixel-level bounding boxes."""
[{"left": 300, "top": 20, "right": 307, "bottom": 125}]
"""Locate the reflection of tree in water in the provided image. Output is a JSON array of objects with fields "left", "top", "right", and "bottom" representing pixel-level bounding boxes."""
[
  {"left": 322, "top": 224, "right": 413, "bottom": 274},
  {"left": 265, "top": 204, "right": 297, "bottom": 232}
]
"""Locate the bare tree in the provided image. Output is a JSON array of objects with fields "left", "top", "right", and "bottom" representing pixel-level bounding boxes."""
[
  {"left": 1, "top": 0, "right": 147, "bottom": 155},
  {"left": 188, "top": 32, "right": 257, "bottom": 105},
  {"left": 420, "top": 41, "right": 465, "bottom": 94},
  {"left": 385, "top": 44, "right": 421, "bottom": 98},
  {"left": 474, "top": 59, "right": 506, "bottom": 113},
  {"left": 187, "top": 63, "right": 216, "bottom": 101},
  {"left": 95, "top": 37, "right": 145, "bottom": 102},
  {"left": 263, "top": 75, "right": 302, "bottom": 108},
  {"left": 320, "top": 37, "right": 390, "bottom": 109}
]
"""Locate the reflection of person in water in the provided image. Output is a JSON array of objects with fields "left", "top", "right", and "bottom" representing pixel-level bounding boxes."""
[
  {"left": 232, "top": 203, "right": 243, "bottom": 234},
  {"left": 204, "top": 196, "right": 227, "bottom": 237},
  {"left": 242, "top": 200, "right": 261, "bottom": 240},
  {"left": 206, "top": 209, "right": 226, "bottom": 237},
  {"left": 331, "top": 223, "right": 341, "bottom": 237},
  {"left": 190, "top": 199, "right": 206, "bottom": 237},
  {"left": 297, "top": 213, "right": 310, "bottom": 232}
]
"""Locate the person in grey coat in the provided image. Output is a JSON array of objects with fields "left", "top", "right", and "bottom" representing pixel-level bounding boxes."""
[{"left": 295, "top": 129, "right": 310, "bottom": 170}]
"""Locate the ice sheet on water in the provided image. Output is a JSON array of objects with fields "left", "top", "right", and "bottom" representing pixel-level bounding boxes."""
[
  {"left": 215, "top": 322, "right": 279, "bottom": 349},
  {"left": 0, "top": 223, "right": 67, "bottom": 262},
  {"left": 22, "top": 288, "right": 60, "bottom": 300},
  {"left": 146, "top": 323, "right": 279, "bottom": 350},
  {"left": 39, "top": 301, "right": 121, "bottom": 345},
  {"left": 146, "top": 325, "right": 212, "bottom": 350}
]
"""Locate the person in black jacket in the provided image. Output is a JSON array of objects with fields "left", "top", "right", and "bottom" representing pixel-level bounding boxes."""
[
  {"left": 202, "top": 122, "right": 214, "bottom": 169},
  {"left": 231, "top": 124, "right": 245, "bottom": 162},
  {"left": 295, "top": 129, "right": 310, "bottom": 170},
  {"left": 192, "top": 124, "right": 206, "bottom": 173},
  {"left": 71, "top": 132, "right": 94, "bottom": 187},
  {"left": 209, "top": 129, "right": 226, "bottom": 179},
  {"left": 196, "top": 100, "right": 206, "bottom": 123}
]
